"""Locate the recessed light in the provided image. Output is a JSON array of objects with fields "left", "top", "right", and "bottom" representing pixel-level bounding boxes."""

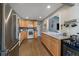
[
  {"left": 46, "top": 5, "right": 51, "bottom": 9},
  {"left": 39, "top": 16, "right": 42, "bottom": 18},
  {"left": 26, "top": 17, "right": 29, "bottom": 19}
]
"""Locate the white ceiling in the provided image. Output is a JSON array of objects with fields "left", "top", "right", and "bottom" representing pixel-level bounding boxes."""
[{"left": 9, "top": 3, "right": 63, "bottom": 21}]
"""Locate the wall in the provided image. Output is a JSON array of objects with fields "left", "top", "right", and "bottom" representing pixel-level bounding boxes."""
[
  {"left": 42, "top": 18, "right": 49, "bottom": 32},
  {"left": 37, "top": 21, "right": 43, "bottom": 36},
  {"left": 49, "top": 16, "right": 59, "bottom": 32},
  {"left": 0, "top": 4, "right": 2, "bottom": 56},
  {"left": 43, "top": 3, "right": 79, "bottom": 36},
  {"left": 58, "top": 4, "right": 79, "bottom": 35}
]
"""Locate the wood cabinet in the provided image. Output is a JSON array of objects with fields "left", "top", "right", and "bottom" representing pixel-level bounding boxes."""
[
  {"left": 33, "top": 21, "right": 37, "bottom": 27},
  {"left": 19, "top": 20, "right": 37, "bottom": 28},
  {"left": 19, "top": 20, "right": 27, "bottom": 27},
  {"left": 41, "top": 33, "right": 61, "bottom": 56},
  {"left": 50, "top": 37, "right": 61, "bottom": 56},
  {"left": 19, "top": 32, "right": 27, "bottom": 44},
  {"left": 34, "top": 32, "right": 38, "bottom": 39},
  {"left": 19, "top": 20, "right": 38, "bottom": 43}
]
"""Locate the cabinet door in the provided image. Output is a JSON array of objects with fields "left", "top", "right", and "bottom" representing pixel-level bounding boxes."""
[
  {"left": 46, "top": 36, "right": 51, "bottom": 51},
  {"left": 20, "top": 32, "right": 26, "bottom": 43},
  {"left": 21, "top": 20, "right": 24, "bottom": 27},
  {"left": 34, "top": 32, "right": 37, "bottom": 39},
  {"left": 33, "top": 21, "right": 37, "bottom": 27},
  {"left": 23, "top": 20, "right": 27, "bottom": 27},
  {"left": 19, "top": 20, "right": 27, "bottom": 27},
  {"left": 41, "top": 34, "right": 51, "bottom": 51},
  {"left": 41, "top": 33, "right": 61, "bottom": 56},
  {"left": 19, "top": 20, "right": 22, "bottom": 27},
  {"left": 19, "top": 20, "right": 23, "bottom": 27},
  {"left": 50, "top": 37, "right": 61, "bottom": 56},
  {"left": 26, "top": 21, "right": 29, "bottom": 27},
  {"left": 41, "top": 34, "right": 46, "bottom": 45}
]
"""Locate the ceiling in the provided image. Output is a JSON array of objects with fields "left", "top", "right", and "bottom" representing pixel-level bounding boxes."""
[{"left": 9, "top": 3, "right": 63, "bottom": 21}]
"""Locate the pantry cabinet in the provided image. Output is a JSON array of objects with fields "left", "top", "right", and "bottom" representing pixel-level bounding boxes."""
[{"left": 34, "top": 32, "right": 38, "bottom": 39}]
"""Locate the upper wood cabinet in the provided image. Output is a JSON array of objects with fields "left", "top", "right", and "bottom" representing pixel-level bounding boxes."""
[
  {"left": 19, "top": 20, "right": 37, "bottom": 28},
  {"left": 19, "top": 20, "right": 27, "bottom": 27},
  {"left": 26, "top": 20, "right": 33, "bottom": 27},
  {"left": 33, "top": 21, "right": 37, "bottom": 27}
]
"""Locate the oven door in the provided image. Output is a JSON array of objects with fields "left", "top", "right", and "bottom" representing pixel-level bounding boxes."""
[{"left": 27, "top": 29, "right": 34, "bottom": 39}]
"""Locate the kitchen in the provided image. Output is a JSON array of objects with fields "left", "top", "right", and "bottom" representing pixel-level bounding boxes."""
[
  {"left": 41, "top": 3, "right": 79, "bottom": 56},
  {"left": 0, "top": 3, "right": 79, "bottom": 56},
  {"left": 18, "top": 3, "right": 79, "bottom": 56}
]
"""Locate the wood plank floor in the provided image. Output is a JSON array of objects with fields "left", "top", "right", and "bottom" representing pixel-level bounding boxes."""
[{"left": 19, "top": 39, "right": 51, "bottom": 56}]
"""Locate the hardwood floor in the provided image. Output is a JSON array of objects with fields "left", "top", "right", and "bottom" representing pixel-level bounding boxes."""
[{"left": 19, "top": 38, "right": 51, "bottom": 56}]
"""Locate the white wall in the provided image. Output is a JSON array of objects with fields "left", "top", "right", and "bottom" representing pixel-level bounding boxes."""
[
  {"left": 59, "top": 4, "right": 79, "bottom": 35},
  {"left": 42, "top": 18, "right": 49, "bottom": 32},
  {"left": 37, "top": 21, "right": 43, "bottom": 36},
  {"left": 49, "top": 16, "right": 59, "bottom": 32},
  {"left": 43, "top": 3, "right": 79, "bottom": 36}
]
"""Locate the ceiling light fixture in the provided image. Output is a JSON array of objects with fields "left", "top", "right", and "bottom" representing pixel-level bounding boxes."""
[
  {"left": 39, "top": 16, "right": 42, "bottom": 18},
  {"left": 26, "top": 17, "right": 29, "bottom": 19},
  {"left": 47, "top": 5, "right": 51, "bottom": 9}
]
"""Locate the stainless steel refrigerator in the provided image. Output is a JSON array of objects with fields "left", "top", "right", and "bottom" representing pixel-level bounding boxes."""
[{"left": 1, "top": 4, "right": 19, "bottom": 56}]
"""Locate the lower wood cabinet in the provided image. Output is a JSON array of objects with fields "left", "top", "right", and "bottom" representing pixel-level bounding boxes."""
[
  {"left": 19, "top": 32, "right": 27, "bottom": 44},
  {"left": 41, "top": 33, "right": 61, "bottom": 56},
  {"left": 34, "top": 32, "right": 38, "bottom": 39}
]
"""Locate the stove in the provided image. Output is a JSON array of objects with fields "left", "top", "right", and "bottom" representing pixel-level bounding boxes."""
[{"left": 61, "top": 39, "right": 79, "bottom": 56}]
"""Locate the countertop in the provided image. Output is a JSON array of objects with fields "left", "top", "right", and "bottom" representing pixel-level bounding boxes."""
[{"left": 42, "top": 32, "right": 70, "bottom": 40}]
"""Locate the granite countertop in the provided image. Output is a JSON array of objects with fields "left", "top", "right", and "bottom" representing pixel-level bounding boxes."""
[{"left": 42, "top": 32, "right": 70, "bottom": 40}]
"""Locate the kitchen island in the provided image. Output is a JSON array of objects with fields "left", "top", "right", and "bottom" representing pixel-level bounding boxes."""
[{"left": 41, "top": 32, "right": 69, "bottom": 56}]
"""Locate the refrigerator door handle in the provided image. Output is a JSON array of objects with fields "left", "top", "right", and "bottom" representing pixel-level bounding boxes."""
[{"left": 7, "top": 42, "right": 19, "bottom": 53}]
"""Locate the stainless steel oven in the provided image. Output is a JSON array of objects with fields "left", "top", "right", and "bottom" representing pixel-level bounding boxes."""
[{"left": 27, "top": 28, "right": 34, "bottom": 39}]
